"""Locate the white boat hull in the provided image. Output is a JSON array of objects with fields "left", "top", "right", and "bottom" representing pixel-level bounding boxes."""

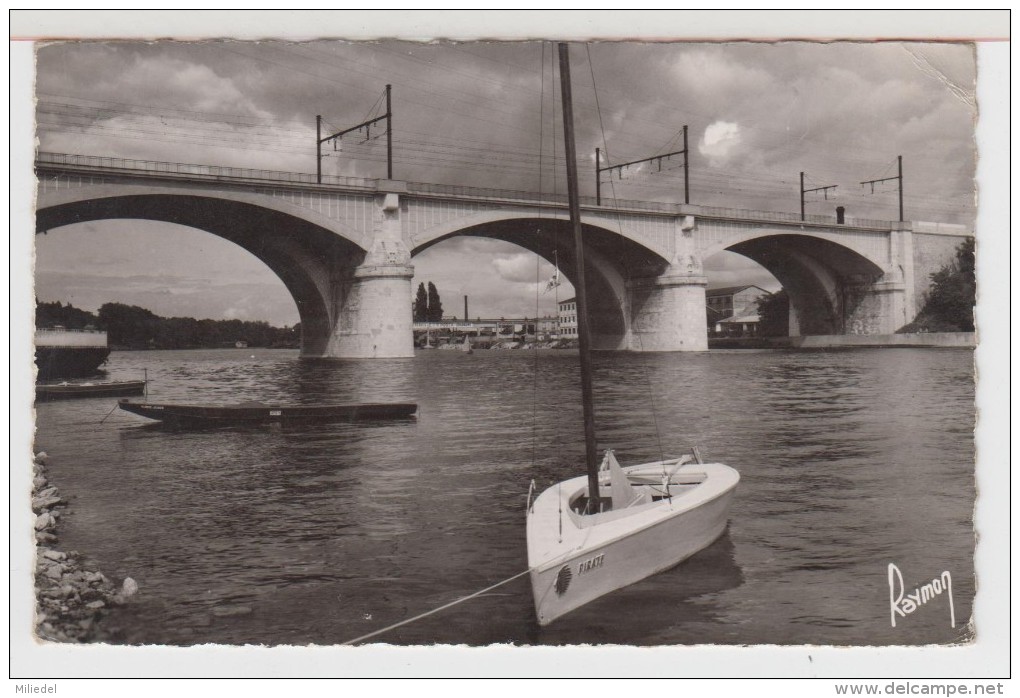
[{"left": 527, "top": 460, "right": 738, "bottom": 626}]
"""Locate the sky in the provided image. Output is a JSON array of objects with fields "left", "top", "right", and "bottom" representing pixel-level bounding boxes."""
[{"left": 31, "top": 37, "right": 978, "bottom": 327}]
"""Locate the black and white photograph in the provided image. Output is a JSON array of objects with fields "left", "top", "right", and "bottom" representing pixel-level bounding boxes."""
[{"left": 11, "top": 10, "right": 1009, "bottom": 685}]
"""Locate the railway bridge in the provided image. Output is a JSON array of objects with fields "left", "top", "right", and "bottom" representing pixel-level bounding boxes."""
[{"left": 36, "top": 152, "right": 971, "bottom": 358}]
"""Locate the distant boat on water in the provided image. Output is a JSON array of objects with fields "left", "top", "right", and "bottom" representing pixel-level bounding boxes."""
[
  {"left": 36, "top": 380, "right": 146, "bottom": 401},
  {"left": 118, "top": 399, "right": 417, "bottom": 427},
  {"left": 35, "top": 327, "right": 110, "bottom": 380}
]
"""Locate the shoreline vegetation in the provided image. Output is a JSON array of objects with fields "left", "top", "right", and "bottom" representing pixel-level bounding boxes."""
[
  {"left": 33, "top": 451, "right": 137, "bottom": 643},
  {"left": 36, "top": 301, "right": 300, "bottom": 351}
]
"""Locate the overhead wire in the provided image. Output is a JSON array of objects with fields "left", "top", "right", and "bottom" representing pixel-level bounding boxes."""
[
  {"left": 35, "top": 40, "right": 973, "bottom": 222},
  {"left": 37, "top": 80, "right": 962, "bottom": 185}
]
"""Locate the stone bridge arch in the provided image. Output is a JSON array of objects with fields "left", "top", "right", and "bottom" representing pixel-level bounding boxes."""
[
  {"left": 701, "top": 229, "right": 894, "bottom": 335},
  {"left": 411, "top": 212, "right": 675, "bottom": 349},
  {"left": 35, "top": 162, "right": 957, "bottom": 356},
  {"left": 35, "top": 188, "right": 377, "bottom": 357}
]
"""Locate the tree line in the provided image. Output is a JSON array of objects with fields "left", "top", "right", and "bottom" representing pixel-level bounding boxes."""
[
  {"left": 36, "top": 301, "right": 300, "bottom": 350},
  {"left": 754, "top": 238, "right": 976, "bottom": 336},
  {"left": 413, "top": 282, "right": 444, "bottom": 322},
  {"left": 899, "top": 237, "right": 975, "bottom": 333}
]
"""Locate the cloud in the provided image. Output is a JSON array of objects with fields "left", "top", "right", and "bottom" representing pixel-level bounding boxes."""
[
  {"left": 703, "top": 251, "right": 780, "bottom": 292},
  {"left": 491, "top": 253, "right": 542, "bottom": 284},
  {"left": 411, "top": 237, "right": 567, "bottom": 319},
  {"left": 31, "top": 40, "right": 977, "bottom": 326},
  {"left": 699, "top": 120, "right": 742, "bottom": 165}
]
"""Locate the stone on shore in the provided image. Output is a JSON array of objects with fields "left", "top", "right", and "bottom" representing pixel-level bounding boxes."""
[
  {"left": 121, "top": 578, "right": 139, "bottom": 597},
  {"left": 34, "top": 513, "right": 54, "bottom": 531},
  {"left": 32, "top": 449, "right": 129, "bottom": 643}
]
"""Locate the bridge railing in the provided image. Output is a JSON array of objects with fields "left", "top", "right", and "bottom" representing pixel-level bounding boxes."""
[
  {"left": 689, "top": 204, "right": 893, "bottom": 230},
  {"left": 405, "top": 180, "right": 677, "bottom": 213},
  {"left": 36, "top": 151, "right": 897, "bottom": 229},
  {"left": 35, "top": 151, "right": 379, "bottom": 191}
]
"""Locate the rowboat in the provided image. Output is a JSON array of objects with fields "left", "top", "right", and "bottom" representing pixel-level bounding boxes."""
[
  {"left": 118, "top": 400, "right": 417, "bottom": 426},
  {"left": 525, "top": 44, "right": 739, "bottom": 626},
  {"left": 36, "top": 380, "right": 147, "bottom": 401}
]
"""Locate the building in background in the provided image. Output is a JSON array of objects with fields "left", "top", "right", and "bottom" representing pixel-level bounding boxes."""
[
  {"left": 558, "top": 297, "right": 577, "bottom": 337},
  {"left": 706, "top": 285, "right": 770, "bottom": 337},
  {"left": 535, "top": 316, "right": 558, "bottom": 335}
]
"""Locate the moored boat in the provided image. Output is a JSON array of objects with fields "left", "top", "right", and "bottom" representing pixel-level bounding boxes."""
[
  {"left": 36, "top": 380, "right": 146, "bottom": 401},
  {"left": 525, "top": 43, "right": 739, "bottom": 626},
  {"left": 118, "top": 399, "right": 417, "bottom": 426},
  {"left": 527, "top": 451, "right": 739, "bottom": 625},
  {"left": 35, "top": 327, "right": 111, "bottom": 380}
]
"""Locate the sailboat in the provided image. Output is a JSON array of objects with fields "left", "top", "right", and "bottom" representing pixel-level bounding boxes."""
[
  {"left": 460, "top": 335, "right": 473, "bottom": 354},
  {"left": 526, "top": 43, "right": 740, "bottom": 626}
]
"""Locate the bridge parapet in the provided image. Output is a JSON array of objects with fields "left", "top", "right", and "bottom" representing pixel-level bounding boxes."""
[
  {"left": 35, "top": 151, "right": 380, "bottom": 192},
  {"left": 38, "top": 152, "right": 918, "bottom": 231}
]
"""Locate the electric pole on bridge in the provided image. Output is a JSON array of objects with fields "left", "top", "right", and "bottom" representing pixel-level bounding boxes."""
[
  {"left": 860, "top": 155, "right": 904, "bottom": 222},
  {"left": 596, "top": 125, "right": 689, "bottom": 206},
  {"left": 800, "top": 172, "right": 837, "bottom": 221},
  {"left": 316, "top": 84, "right": 393, "bottom": 184}
]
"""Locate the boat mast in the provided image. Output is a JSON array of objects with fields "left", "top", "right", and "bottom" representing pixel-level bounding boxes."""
[{"left": 558, "top": 42, "right": 600, "bottom": 512}]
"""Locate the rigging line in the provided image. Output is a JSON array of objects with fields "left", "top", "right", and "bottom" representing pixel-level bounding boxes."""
[
  {"left": 532, "top": 41, "right": 547, "bottom": 474},
  {"left": 586, "top": 43, "right": 666, "bottom": 465},
  {"left": 631, "top": 322, "right": 667, "bottom": 466},
  {"left": 340, "top": 568, "right": 532, "bottom": 645}
]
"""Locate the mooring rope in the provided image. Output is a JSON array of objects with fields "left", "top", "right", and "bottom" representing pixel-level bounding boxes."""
[
  {"left": 98, "top": 401, "right": 120, "bottom": 424},
  {"left": 340, "top": 568, "right": 532, "bottom": 645}
]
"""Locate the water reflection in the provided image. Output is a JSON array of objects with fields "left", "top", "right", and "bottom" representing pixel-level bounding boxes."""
[
  {"left": 532, "top": 531, "right": 744, "bottom": 646},
  {"left": 34, "top": 346, "right": 975, "bottom": 646}
]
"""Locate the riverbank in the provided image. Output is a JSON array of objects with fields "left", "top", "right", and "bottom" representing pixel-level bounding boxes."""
[
  {"left": 33, "top": 451, "right": 137, "bottom": 643},
  {"left": 710, "top": 332, "right": 975, "bottom": 350},
  {"left": 423, "top": 338, "right": 579, "bottom": 350},
  {"left": 775, "top": 332, "right": 975, "bottom": 349}
]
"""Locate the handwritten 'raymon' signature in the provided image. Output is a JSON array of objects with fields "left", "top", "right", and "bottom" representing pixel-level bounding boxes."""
[{"left": 888, "top": 563, "right": 955, "bottom": 628}]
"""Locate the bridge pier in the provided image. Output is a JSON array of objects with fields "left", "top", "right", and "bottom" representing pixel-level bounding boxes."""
[
  {"left": 840, "top": 223, "right": 912, "bottom": 334},
  {"left": 627, "top": 272, "right": 709, "bottom": 351},
  {"left": 843, "top": 278, "right": 909, "bottom": 335},
  {"left": 627, "top": 230, "right": 709, "bottom": 352},
  {"left": 323, "top": 191, "right": 415, "bottom": 359},
  {"left": 624, "top": 215, "right": 709, "bottom": 352}
]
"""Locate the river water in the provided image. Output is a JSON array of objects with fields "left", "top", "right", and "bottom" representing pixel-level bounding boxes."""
[{"left": 32, "top": 346, "right": 976, "bottom": 647}]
